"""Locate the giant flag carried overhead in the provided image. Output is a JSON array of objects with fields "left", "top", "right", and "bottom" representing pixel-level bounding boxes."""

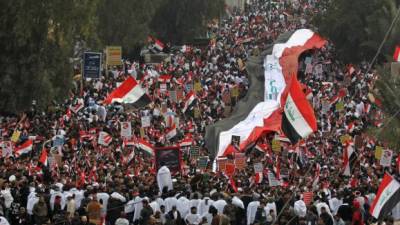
[{"left": 104, "top": 77, "right": 151, "bottom": 108}]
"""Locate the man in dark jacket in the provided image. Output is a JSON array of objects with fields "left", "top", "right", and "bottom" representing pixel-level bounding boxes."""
[
  {"left": 166, "top": 205, "right": 184, "bottom": 225},
  {"left": 140, "top": 199, "right": 154, "bottom": 225},
  {"left": 106, "top": 195, "right": 125, "bottom": 225}
]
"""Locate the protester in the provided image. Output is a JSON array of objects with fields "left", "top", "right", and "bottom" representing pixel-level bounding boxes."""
[{"left": 0, "top": 0, "right": 399, "bottom": 225}]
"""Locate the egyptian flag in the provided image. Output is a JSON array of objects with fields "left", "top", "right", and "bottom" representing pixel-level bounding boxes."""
[
  {"left": 14, "top": 140, "right": 33, "bottom": 157},
  {"left": 104, "top": 77, "right": 151, "bottom": 108},
  {"left": 370, "top": 173, "right": 400, "bottom": 219},
  {"left": 182, "top": 91, "right": 196, "bottom": 113},
  {"left": 394, "top": 46, "right": 400, "bottom": 62},
  {"left": 281, "top": 75, "right": 317, "bottom": 144},
  {"left": 136, "top": 138, "right": 154, "bottom": 156},
  {"left": 343, "top": 141, "right": 356, "bottom": 176},
  {"left": 39, "top": 148, "right": 48, "bottom": 167}
]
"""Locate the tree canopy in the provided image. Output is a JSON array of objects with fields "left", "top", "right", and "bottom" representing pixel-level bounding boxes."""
[
  {"left": 0, "top": 0, "right": 224, "bottom": 113},
  {"left": 314, "top": 0, "right": 400, "bottom": 64}
]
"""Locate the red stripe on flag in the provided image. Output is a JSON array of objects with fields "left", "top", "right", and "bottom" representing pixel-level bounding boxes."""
[{"left": 104, "top": 77, "right": 139, "bottom": 104}]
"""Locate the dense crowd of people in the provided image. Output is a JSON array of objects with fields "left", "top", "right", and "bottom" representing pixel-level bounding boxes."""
[{"left": 0, "top": 0, "right": 399, "bottom": 225}]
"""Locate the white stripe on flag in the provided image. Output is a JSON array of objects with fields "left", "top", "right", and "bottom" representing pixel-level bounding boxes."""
[
  {"left": 371, "top": 175, "right": 400, "bottom": 218},
  {"left": 284, "top": 94, "right": 313, "bottom": 138},
  {"left": 112, "top": 84, "right": 145, "bottom": 104}
]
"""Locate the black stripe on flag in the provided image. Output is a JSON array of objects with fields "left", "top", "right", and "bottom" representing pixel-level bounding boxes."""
[
  {"left": 130, "top": 94, "right": 151, "bottom": 108},
  {"left": 282, "top": 113, "right": 302, "bottom": 144},
  {"left": 378, "top": 188, "right": 400, "bottom": 218},
  {"left": 348, "top": 151, "right": 357, "bottom": 174}
]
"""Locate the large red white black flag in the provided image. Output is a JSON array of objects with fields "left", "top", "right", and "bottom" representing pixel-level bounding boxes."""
[
  {"left": 370, "top": 173, "right": 400, "bottom": 219},
  {"left": 104, "top": 77, "right": 150, "bottom": 108},
  {"left": 280, "top": 75, "right": 317, "bottom": 144}
]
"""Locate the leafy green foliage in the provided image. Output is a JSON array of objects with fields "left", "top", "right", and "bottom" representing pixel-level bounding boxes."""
[
  {"left": 368, "top": 65, "right": 400, "bottom": 148},
  {"left": 150, "top": 0, "right": 225, "bottom": 44},
  {"left": 0, "top": 0, "right": 223, "bottom": 113},
  {"left": 314, "top": 0, "right": 400, "bottom": 64}
]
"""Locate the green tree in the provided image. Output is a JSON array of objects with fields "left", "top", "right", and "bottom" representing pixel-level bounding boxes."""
[
  {"left": 368, "top": 65, "right": 400, "bottom": 149},
  {"left": 314, "top": 0, "right": 400, "bottom": 64},
  {"left": 150, "top": 0, "right": 225, "bottom": 44},
  {"left": 96, "top": 0, "right": 162, "bottom": 58},
  {"left": 0, "top": 0, "right": 100, "bottom": 113}
]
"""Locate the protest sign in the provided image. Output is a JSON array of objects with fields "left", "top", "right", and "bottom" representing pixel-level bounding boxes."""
[
  {"left": 52, "top": 135, "right": 64, "bottom": 147},
  {"left": 169, "top": 90, "right": 177, "bottom": 102},
  {"left": 83, "top": 52, "right": 102, "bottom": 79},
  {"left": 193, "top": 107, "right": 201, "bottom": 118},
  {"left": 160, "top": 83, "right": 167, "bottom": 92},
  {"left": 336, "top": 102, "right": 344, "bottom": 112},
  {"left": 194, "top": 82, "right": 202, "bottom": 92},
  {"left": 375, "top": 146, "right": 383, "bottom": 160},
  {"left": 1, "top": 141, "right": 13, "bottom": 157},
  {"left": 190, "top": 146, "right": 200, "bottom": 158},
  {"left": 141, "top": 116, "right": 151, "bottom": 128},
  {"left": 197, "top": 157, "right": 209, "bottom": 169},
  {"left": 217, "top": 158, "right": 227, "bottom": 172},
  {"left": 380, "top": 149, "right": 393, "bottom": 167},
  {"left": 231, "top": 86, "right": 239, "bottom": 97},
  {"left": 11, "top": 130, "right": 21, "bottom": 143},
  {"left": 139, "top": 127, "right": 145, "bottom": 138},
  {"left": 120, "top": 122, "right": 132, "bottom": 138},
  {"left": 315, "top": 64, "right": 323, "bottom": 75},
  {"left": 234, "top": 153, "right": 246, "bottom": 170},
  {"left": 271, "top": 139, "right": 281, "bottom": 152},
  {"left": 340, "top": 135, "right": 352, "bottom": 144},
  {"left": 268, "top": 171, "right": 280, "bottom": 187},
  {"left": 155, "top": 146, "right": 181, "bottom": 174},
  {"left": 253, "top": 162, "right": 263, "bottom": 173},
  {"left": 106, "top": 46, "right": 122, "bottom": 66}
]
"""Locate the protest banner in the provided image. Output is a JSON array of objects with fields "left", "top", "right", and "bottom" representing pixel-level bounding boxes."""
[
  {"left": 253, "top": 162, "right": 263, "bottom": 173},
  {"left": 106, "top": 46, "right": 122, "bottom": 66},
  {"left": 154, "top": 146, "right": 182, "bottom": 174},
  {"left": 83, "top": 52, "right": 102, "bottom": 79},
  {"left": 120, "top": 122, "right": 132, "bottom": 138}
]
